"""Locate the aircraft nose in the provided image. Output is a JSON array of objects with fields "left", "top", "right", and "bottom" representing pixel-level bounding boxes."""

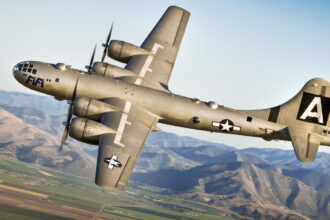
[
  {"left": 12, "top": 61, "right": 31, "bottom": 83},
  {"left": 12, "top": 63, "right": 22, "bottom": 79}
]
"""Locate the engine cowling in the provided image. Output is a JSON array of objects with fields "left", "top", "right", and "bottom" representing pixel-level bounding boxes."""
[
  {"left": 69, "top": 117, "right": 115, "bottom": 145},
  {"left": 73, "top": 97, "right": 120, "bottom": 120},
  {"left": 92, "top": 62, "right": 136, "bottom": 78},
  {"left": 108, "top": 40, "right": 150, "bottom": 63}
]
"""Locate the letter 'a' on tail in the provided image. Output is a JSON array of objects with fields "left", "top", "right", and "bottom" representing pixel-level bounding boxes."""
[{"left": 281, "top": 78, "right": 330, "bottom": 162}]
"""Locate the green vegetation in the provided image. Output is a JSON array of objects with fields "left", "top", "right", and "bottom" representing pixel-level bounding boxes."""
[
  {"left": 0, "top": 204, "right": 70, "bottom": 220},
  {"left": 0, "top": 156, "right": 234, "bottom": 220}
]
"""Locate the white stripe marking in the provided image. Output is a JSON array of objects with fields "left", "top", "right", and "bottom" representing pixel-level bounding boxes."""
[
  {"left": 114, "top": 101, "right": 132, "bottom": 147},
  {"left": 114, "top": 43, "right": 164, "bottom": 147},
  {"left": 212, "top": 121, "right": 220, "bottom": 127}
]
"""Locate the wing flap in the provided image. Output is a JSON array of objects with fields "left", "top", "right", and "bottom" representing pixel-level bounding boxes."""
[{"left": 288, "top": 127, "right": 321, "bottom": 162}]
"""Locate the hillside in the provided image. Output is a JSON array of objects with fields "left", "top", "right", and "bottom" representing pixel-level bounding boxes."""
[
  {"left": 0, "top": 109, "right": 95, "bottom": 178},
  {"left": 133, "top": 162, "right": 330, "bottom": 219}
]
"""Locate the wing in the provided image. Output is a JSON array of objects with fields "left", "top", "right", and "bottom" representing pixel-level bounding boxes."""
[
  {"left": 288, "top": 127, "right": 321, "bottom": 162},
  {"left": 94, "top": 6, "right": 190, "bottom": 191},
  {"left": 121, "top": 6, "right": 190, "bottom": 91},
  {"left": 95, "top": 98, "right": 159, "bottom": 191}
]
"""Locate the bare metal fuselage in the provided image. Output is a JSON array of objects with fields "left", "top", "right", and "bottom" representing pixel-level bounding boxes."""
[{"left": 13, "top": 61, "right": 304, "bottom": 144}]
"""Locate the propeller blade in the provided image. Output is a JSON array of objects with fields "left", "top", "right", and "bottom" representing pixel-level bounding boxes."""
[
  {"left": 59, "top": 80, "right": 78, "bottom": 151},
  {"left": 60, "top": 125, "right": 69, "bottom": 151},
  {"left": 88, "top": 44, "right": 97, "bottom": 73},
  {"left": 101, "top": 23, "right": 113, "bottom": 63},
  {"left": 60, "top": 102, "right": 73, "bottom": 151}
]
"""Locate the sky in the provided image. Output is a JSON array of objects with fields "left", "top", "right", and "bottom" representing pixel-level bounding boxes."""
[{"left": 0, "top": 0, "right": 329, "bottom": 150}]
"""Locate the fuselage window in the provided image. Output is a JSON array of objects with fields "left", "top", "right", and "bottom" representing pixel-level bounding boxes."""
[
  {"left": 28, "top": 68, "right": 32, "bottom": 73},
  {"left": 55, "top": 78, "right": 60, "bottom": 82},
  {"left": 32, "top": 69, "right": 37, "bottom": 74},
  {"left": 23, "top": 68, "right": 27, "bottom": 72}
]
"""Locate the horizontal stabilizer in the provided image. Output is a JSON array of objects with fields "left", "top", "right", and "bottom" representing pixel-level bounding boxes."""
[{"left": 288, "top": 127, "right": 321, "bottom": 162}]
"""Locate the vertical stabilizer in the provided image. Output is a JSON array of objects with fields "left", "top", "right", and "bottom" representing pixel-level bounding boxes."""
[{"left": 241, "top": 78, "right": 330, "bottom": 162}]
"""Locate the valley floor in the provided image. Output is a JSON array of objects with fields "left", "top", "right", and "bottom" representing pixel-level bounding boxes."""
[{"left": 0, "top": 156, "right": 234, "bottom": 220}]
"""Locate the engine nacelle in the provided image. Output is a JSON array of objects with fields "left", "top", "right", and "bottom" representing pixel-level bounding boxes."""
[
  {"left": 73, "top": 97, "right": 120, "bottom": 120},
  {"left": 69, "top": 117, "right": 115, "bottom": 145},
  {"left": 108, "top": 40, "right": 150, "bottom": 63},
  {"left": 92, "top": 62, "right": 136, "bottom": 78}
]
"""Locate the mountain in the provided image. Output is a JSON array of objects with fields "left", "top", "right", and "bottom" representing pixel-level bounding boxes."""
[
  {"left": 0, "top": 90, "right": 66, "bottom": 116},
  {"left": 169, "top": 146, "right": 268, "bottom": 166},
  {"left": 133, "top": 162, "right": 329, "bottom": 219},
  {"left": 0, "top": 104, "right": 63, "bottom": 136},
  {"left": 135, "top": 145, "right": 200, "bottom": 172},
  {"left": 241, "top": 148, "right": 330, "bottom": 176},
  {"left": 0, "top": 109, "right": 95, "bottom": 178},
  {"left": 147, "top": 131, "right": 235, "bottom": 150},
  {"left": 209, "top": 151, "right": 269, "bottom": 166},
  {"left": 168, "top": 145, "right": 231, "bottom": 163},
  {"left": 0, "top": 90, "right": 95, "bottom": 150},
  {"left": 266, "top": 164, "right": 330, "bottom": 192}
]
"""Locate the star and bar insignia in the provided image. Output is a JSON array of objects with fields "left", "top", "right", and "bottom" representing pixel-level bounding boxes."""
[{"left": 212, "top": 119, "right": 241, "bottom": 132}]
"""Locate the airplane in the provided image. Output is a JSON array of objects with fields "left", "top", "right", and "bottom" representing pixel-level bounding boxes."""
[{"left": 12, "top": 6, "right": 330, "bottom": 191}]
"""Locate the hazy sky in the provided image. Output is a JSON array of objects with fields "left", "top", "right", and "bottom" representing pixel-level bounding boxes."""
[{"left": 1, "top": 0, "right": 329, "bottom": 150}]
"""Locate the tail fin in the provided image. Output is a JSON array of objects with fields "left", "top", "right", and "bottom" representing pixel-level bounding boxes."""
[{"left": 243, "top": 78, "right": 330, "bottom": 162}]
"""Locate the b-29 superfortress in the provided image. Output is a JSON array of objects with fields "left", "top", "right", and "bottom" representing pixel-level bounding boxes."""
[{"left": 13, "top": 6, "right": 330, "bottom": 191}]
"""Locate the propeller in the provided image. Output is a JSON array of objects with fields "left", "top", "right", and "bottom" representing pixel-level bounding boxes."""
[
  {"left": 60, "top": 23, "right": 113, "bottom": 150},
  {"left": 60, "top": 80, "right": 78, "bottom": 151},
  {"left": 101, "top": 23, "right": 113, "bottom": 63},
  {"left": 85, "top": 44, "right": 97, "bottom": 74}
]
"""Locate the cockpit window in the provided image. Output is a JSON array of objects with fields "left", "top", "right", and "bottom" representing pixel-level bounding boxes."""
[{"left": 17, "top": 62, "right": 37, "bottom": 74}]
